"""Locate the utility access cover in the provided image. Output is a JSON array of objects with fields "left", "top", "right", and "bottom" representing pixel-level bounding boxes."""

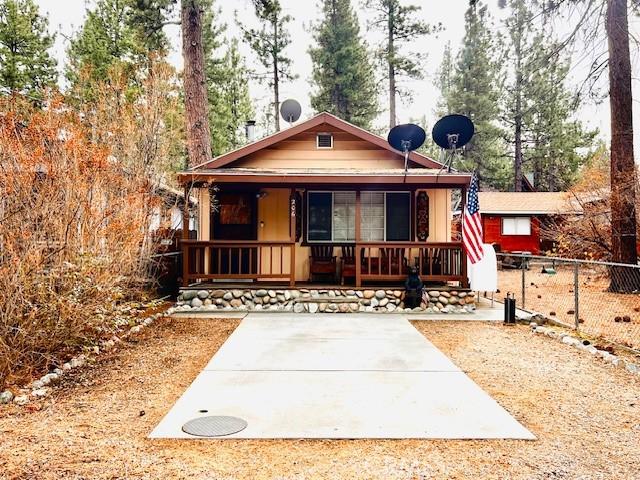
[{"left": 181, "top": 416, "right": 248, "bottom": 437}]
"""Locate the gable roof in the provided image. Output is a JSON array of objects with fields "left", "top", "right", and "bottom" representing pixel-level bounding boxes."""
[
  {"left": 478, "top": 192, "right": 583, "bottom": 215},
  {"left": 189, "top": 112, "right": 444, "bottom": 171}
]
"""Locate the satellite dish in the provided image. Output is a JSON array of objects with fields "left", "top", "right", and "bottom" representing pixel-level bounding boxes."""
[
  {"left": 432, "top": 114, "right": 474, "bottom": 150},
  {"left": 387, "top": 123, "right": 426, "bottom": 183},
  {"left": 432, "top": 114, "right": 475, "bottom": 175},
  {"left": 280, "top": 99, "right": 301, "bottom": 124}
]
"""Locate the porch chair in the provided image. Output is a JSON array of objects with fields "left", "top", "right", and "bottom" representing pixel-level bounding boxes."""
[
  {"left": 340, "top": 245, "right": 364, "bottom": 285},
  {"left": 417, "top": 247, "right": 442, "bottom": 277},
  {"left": 308, "top": 245, "right": 337, "bottom": 282},
  {"left": 380, "top": 248, "right": 408, "bottom": 276}
]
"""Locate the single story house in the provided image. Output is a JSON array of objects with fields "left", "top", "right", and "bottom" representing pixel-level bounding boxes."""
[
  {"left": 478, "top": 191, "right": 583, "bottom": 254},
  {"left": 177, "top": 112, "right": 473, "bottom": 289}
]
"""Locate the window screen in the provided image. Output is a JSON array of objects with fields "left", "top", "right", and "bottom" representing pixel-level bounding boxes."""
[
  {"left": 385, "top": 192, "right": 410, "bottom": 241},
  {"left": 308, "top": 192, "right": 332, "bottom": 241},
  {"left": 361, "top": 192, "right": 384, "bottom": 241},
  {"left": 333, "top": 192, "right": 355, "bottom": 241},
  {"left": 502, "top": 217, "right": 531, "bottom": 235}
]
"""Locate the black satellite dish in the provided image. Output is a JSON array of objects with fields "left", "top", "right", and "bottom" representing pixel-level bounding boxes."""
[
  {"left": 387, "top": 123, "right": 426, "bottom": 182},
  {"left": 280, "top": 99, "right": 302, "bottom": 124},
  {"left": 432, "top": 114, "right": 474, "bottom": 150},
  {"left": 432, "top": 114, "right": 475, "bottom": 174}
]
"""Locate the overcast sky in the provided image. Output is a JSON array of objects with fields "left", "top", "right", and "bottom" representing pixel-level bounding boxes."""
[{"left": 36, "top": 0, "right": 640, "bottom": 159}]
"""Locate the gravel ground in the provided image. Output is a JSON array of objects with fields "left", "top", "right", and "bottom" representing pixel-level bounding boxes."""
[
  {"left": 1, "top": 317, "right": 639, "bottom": 480},
  {"left": 497, "top": 266, "right": 640, "bottom": 349}
]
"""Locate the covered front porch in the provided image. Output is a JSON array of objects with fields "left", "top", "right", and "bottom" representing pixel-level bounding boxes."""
[{"left": 179, "top": 170, "right": 471, "bottom": 289}]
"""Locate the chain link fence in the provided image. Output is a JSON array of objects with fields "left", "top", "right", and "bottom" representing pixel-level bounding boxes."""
[{"left": 495, "top": 253, "right": 640, "bottom": 352}]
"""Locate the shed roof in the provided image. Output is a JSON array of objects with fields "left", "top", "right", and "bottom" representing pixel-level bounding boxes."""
[{"left": 478, "top": 192, "right": 583, "bottom": 215}]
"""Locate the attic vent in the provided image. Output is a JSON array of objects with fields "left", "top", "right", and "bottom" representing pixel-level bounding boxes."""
[{"left": 316, "top": 133, "right": 333, "bottom": 149}]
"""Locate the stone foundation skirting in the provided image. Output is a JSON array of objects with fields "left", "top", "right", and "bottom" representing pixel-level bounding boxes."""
[{"left": 175, "top": 288, "right": 476, "bottom": 314}]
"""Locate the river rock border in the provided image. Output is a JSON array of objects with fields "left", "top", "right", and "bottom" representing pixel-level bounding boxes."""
[
  {"left": 171, "top": 288, "right": 477, "bottom": 314},
  {"left": 0, "top": 309, "right": 170, "bottom": 406},
  {"left": 530, "top": 323, "right": 640, "bottom": 377}
]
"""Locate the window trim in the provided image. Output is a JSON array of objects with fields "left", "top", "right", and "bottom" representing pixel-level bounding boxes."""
[
  {"left": 501, "top": 216, "right": 532, "bottom": 236},
  {"left": 305, "top": 190, "right": 411, "bottom": 243}
]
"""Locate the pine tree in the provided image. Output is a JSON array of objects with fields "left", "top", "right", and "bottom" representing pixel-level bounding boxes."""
[
  {"left": 365, "top": 0, "right": 441, "bottom": 128},
  {"left": 434, "top": 41, "right": 454, "bottom": 116},
  {"left": 219, "top": 40, "right": 254, "bottom": 150},
  {"left": 309, "top": 0, "right": 378, "bottom": 129},
  {"left": 0, "top": 0, "right": 56, "bottom": 99},
  {"left": 501, "top": 0, "right": 594, "bottom": 192},
  {"left": 182, "top": 0, "right": 212, "bottom": 168},
  {"left": 237, "top": 0, "right": 295, "bottom": 132},
  {"left": 128, "top": 0, "right": 176, "bottom": 52},
  {"left": 66, "top": 0, "right": 139, "bottom": 96},
  {"left": 524, "top": 35, "right": 595, "bottom": 191},
  {"left": 443, "top": 1, "right": 508, "bottom": 190},
  {"left": 203, "top": 1, "right": 253, "bottom": 155}
]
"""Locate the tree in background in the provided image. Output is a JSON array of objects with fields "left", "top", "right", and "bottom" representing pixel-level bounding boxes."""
[
  {"left": 0, "top": 0, "right": 56, "bottom": 99},
  {"left": 237, "top": 0, "right": 295, "bottom": 132},
  {"left": 434, "top": 41, "right": 454, "bottom": 116},
  {"left": 439, "top": 1, "right": 508, "bottom": 190},
  {"left": 365, "top": 0, "right": 441, "bottom": 129},
  {"left": 204, "top": 1, "right": 253, "bottom": 155},
  {"left": 501, "top": 0, "right": 594, "bottom": 192},
  {"left": 66, "top": 0, "right": 140, "bottom": 101},
  {"left": 523, "top": 35, "right": 595, "bottom": 191},
  {"left": 309, "top": 0, "right": 378, "bottom": 129}
]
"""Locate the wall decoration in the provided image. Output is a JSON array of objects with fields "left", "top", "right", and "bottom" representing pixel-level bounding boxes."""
[{"left": 416, "top": 191, "right": 429, "bottom": 241}]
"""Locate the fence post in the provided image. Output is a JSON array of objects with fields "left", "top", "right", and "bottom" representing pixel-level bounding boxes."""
[
  {"left": 521, "top": 259, "right": 526, "bottom": 309},
  {"left": 574, "top": 261, "right": 579, "bottom": 330}
]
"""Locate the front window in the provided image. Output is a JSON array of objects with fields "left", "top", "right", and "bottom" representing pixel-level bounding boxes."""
[
  {"left": 307, "top": 191, "right": 410, "bottom": 242},
  {"left": 502, "top": 217, "right": 531, "bottom": 235}
]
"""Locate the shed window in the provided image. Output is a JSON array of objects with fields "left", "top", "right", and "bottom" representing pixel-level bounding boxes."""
[
  {"left": 316, "top": 133, "right": 333, "bottom": 149},
  {"left": 502, "top": 217, "right": 531, "bottom": 235}
]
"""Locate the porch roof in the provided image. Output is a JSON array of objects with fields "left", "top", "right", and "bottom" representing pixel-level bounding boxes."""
[{"left": 179, "top": 167, "right": 472, "bottom": 186}]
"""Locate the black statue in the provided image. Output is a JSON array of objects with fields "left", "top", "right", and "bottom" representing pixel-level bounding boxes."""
[{"left": 404, "top": 266, "right": 424, "bottom": 309}]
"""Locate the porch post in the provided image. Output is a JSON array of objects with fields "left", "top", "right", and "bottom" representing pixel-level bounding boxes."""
[
  {"left": 182, "top": 182, "right": 190, "bottom": 287},
  {"left": 460, "top": 186, "right": 469, "bottom": 288},
  {"left": 289, "top": 188, "right": 296, "bottom": 287},
  {"left": 355, "top": 190, "right": 361, "bottom": 287}
]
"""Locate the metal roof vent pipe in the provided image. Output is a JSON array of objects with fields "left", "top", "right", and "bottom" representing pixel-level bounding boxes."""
[{"left": 245, "top": 120, "right": 256, "bottom": 143}]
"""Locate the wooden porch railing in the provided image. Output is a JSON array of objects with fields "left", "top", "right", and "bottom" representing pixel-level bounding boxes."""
[
  {"left": 181, "top": 240, "right": 296, "bottom": 286},
  {"left": 355, "top": 242, "right": 467, "bottom": 287},
  {"left": 181, "top": 240, "right": 467, "bottom": 287}
]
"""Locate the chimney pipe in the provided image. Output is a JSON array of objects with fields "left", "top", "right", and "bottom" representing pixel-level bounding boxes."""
[{"left": 245, "top": 120, "right": 256, "bottom": 143}]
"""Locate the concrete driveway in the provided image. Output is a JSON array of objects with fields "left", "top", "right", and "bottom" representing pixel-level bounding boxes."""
[{"left": 150, "top": 313, "right": 534, "bottom": 439}]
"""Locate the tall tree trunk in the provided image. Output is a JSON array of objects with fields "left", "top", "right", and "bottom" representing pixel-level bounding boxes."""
[
  {"left": 514, "top": 26, "right": 524, "bottom": 192},
  {"left": 181, "top": 0, "right": 213, "bottom": 168},
  {"left": 606, "top": 0, "right": 639, "bottom": 291},
  {"left": 273, "top": 20, "right": 281, "bottom": 132},
  {"left": 388, "top": 4, "right": 396, "bottom": 129}
]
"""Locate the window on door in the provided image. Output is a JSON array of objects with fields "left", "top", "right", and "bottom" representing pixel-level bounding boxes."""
[
  {"left": 307, "top": 191, "right": 410, "bottom": 242},
  {"left": 502, "top": 217, "right": 531, "bottom": 235}
]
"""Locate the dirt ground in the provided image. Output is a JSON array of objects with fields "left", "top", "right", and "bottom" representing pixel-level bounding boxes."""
[
  {"left": 1, "top": 316, "right": 639, "bottom": 480},
  {"left": 498, "top": 265, "right": 640, "bottom": 350}
]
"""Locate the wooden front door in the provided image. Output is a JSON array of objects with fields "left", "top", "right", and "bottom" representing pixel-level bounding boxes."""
[{"left": 211, "top": 192, "right": 258, "bottom": 275}]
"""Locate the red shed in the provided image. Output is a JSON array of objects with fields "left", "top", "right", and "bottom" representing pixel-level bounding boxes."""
[{"left": 478, "top": 192, "right": 582, "bottom": 254}]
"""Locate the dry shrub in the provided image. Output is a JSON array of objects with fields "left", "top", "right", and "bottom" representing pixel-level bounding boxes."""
[
  {"left": 541, "top": 149, "right": 639, "bottom": 260},
  {"left": 0, "top": 94, "right": 166, "bottom": 388}
]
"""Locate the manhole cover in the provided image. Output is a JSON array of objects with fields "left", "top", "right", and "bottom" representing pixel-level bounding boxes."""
[{"left": 181, "top": 416, "right": 247, "bottom": 437}]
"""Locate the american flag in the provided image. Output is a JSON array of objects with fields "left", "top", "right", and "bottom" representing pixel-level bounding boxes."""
[{"left": 462, "top": 174, "right": 484, "bottom": 264}]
